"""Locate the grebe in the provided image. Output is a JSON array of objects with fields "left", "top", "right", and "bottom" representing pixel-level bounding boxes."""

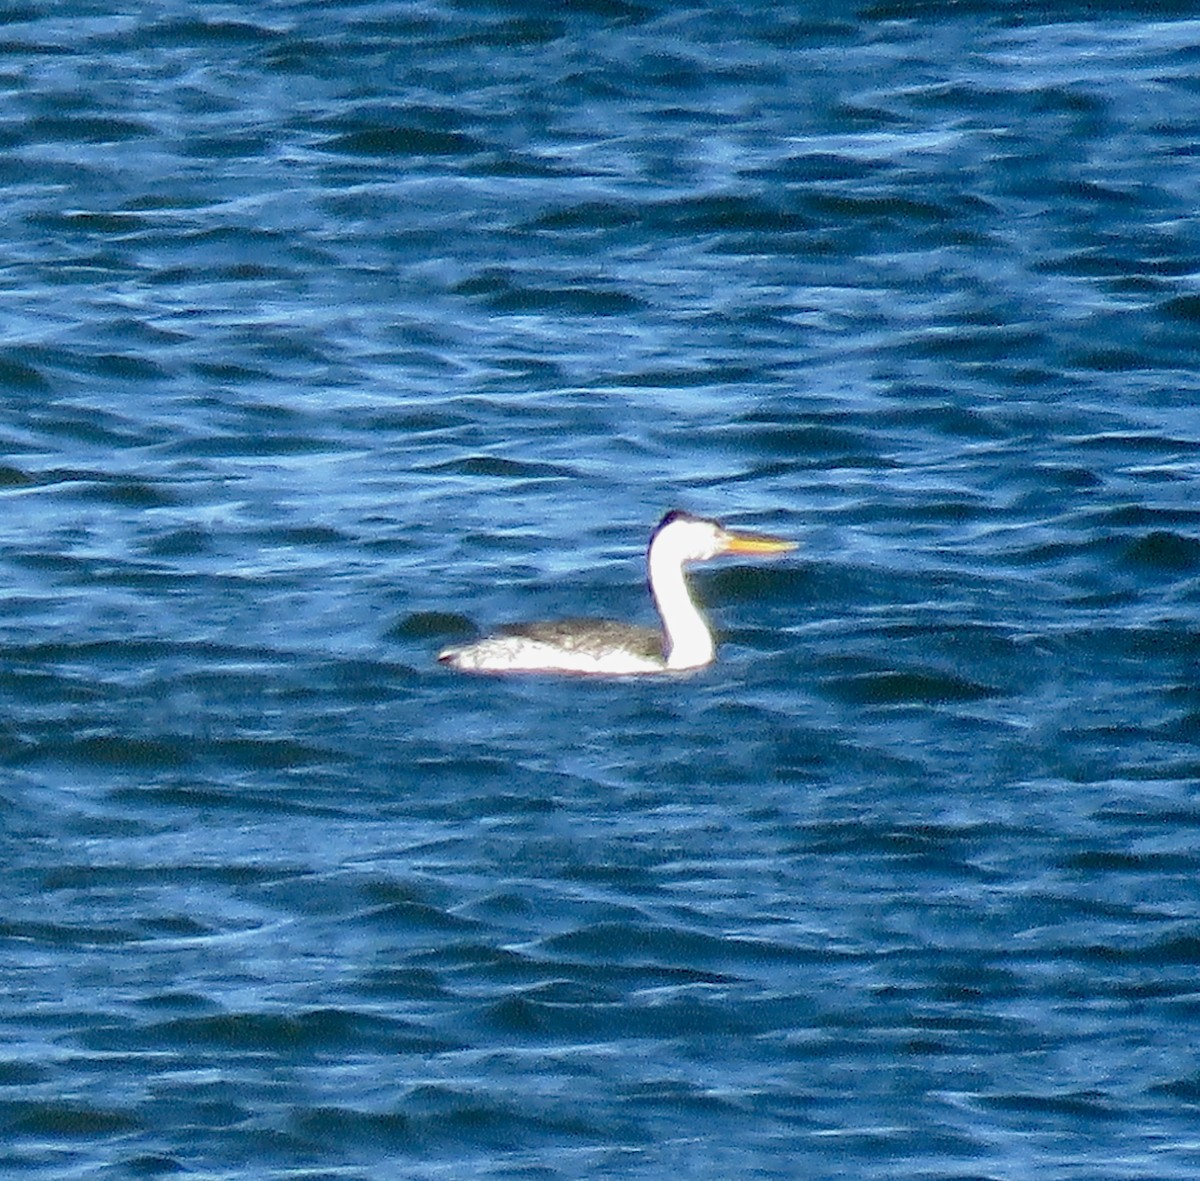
[{"left": 437, "top": 510, "right": 795, "bottom": 675}]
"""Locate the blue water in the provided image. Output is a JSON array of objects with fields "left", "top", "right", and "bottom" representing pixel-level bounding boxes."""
[{"left": 3, "top": 3, "right": 1200, "bottom": 1178}]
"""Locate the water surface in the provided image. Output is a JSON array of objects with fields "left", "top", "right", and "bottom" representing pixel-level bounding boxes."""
[{"left": 3, "top": 3, "right": 1200, "bottom": 1179}]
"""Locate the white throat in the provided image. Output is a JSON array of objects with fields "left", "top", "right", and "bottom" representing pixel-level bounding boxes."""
[{"left": 648, "top": 540, "right": 715, "bottom": 670}]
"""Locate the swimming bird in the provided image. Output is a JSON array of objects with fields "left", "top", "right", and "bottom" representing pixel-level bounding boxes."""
[{"left": 437, "top": 510, "right": 796, "bottom": 675}]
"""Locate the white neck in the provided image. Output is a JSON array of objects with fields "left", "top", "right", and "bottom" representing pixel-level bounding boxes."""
[{"left": 648, "top": 543, "right": 715, "bottom": 670}]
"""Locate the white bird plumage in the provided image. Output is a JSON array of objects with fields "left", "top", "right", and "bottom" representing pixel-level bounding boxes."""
[{"left": 437, "top": 510, "right": 796, "bottom": 676}]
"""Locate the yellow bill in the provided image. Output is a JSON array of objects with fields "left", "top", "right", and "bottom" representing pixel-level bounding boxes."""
[{"left": 719, "top": 528, "right": 798, "bottom": 556}]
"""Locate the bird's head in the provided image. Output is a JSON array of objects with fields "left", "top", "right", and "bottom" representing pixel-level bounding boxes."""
[{"left": 650, "top": 510, "right": 797, "bottom": 564}]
